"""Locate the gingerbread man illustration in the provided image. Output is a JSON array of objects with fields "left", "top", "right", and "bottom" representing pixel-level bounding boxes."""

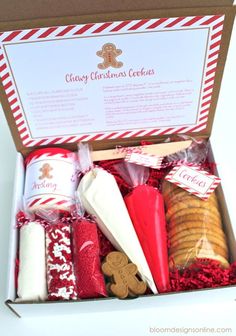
[
  {"left": 102, "top": 251, "right": 147, "bottom": 298},
  {"left": 39, "top": 163, "right": 53, "bottom": 179},
  {"left": 96, "top": 43, "right": 123, "bottom": 70}
]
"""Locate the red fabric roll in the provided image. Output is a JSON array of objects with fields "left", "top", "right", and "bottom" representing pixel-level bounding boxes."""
[
  {"left": 46, "top": 223, "right": 77, "bottom": 300},
  {"left": 73, "top": 219, "right": 107, "bottom": 299},
  {"left": 125, "top": 184, "right": 170, "bottom": 293}
]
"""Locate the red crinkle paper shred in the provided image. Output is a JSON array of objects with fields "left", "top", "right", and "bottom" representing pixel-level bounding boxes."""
[
  {"left": 97, "top": 227, "right": 115, "bottom": 257},
  {"left": 170, "top": 259, "right": 236, "bottom": 292},
  {"left": 16, "top": 211, "right": 29, "bottom": 226},
  {"left": 98, "top": 159, "right": 166, "bottom": 196},
  {"left": 73, "top": 219, "right": 107, "bottom": 299},
  {"left": 46, "top": 223, "right": 77, "bottom": 300}
]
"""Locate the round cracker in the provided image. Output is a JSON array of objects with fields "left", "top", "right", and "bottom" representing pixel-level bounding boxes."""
[
  {"left": 169, "top": 255, "right": 229, "bottom": 269},
  {"left": 169, "top": 254, "right": 229, "bottom": 269},
  {"left": 162, "top": 180, "right": 179, "bottom": 197},
  {"left": 168, "top": 221, "right": 224, "bottom": 238},
  {"left": 164, "top": 183, "right": 217, "bottom": 205},
  {"left": 167, "top": 207, "right": 221, "bottom": 225},
  {"left": 164, "top": 186, "right": 187, "bottom": 204},
  {"left": 169, "top": 239, "right": 228, "bottom": 259},
  {"left": 169, "top": 212, "right": 222, "bottom": 229},
  {"left": 170, "top": 229, "right": 227, "bottom": 252},
  {"left": 169, "top": 255, "right": 229, "bottom": 270},
  {"left": 169, "top": 187, "right": 216, "bottom": 198},
  {"left": 169, "top": 246, "right": 227, "bottom": 260},
  {"left": 166, "top": 201, "right": 221, "bottom": 222},
  {"left": 166, "top": 190, "right": 218, "bottom": 209}
]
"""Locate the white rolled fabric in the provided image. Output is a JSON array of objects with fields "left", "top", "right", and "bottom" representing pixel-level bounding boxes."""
[
  {"left": 17, "top": 222, "right": 47, "bottom": 301},
  {"left": 77, "top": 168, "right": 157, "bottom": 294}
]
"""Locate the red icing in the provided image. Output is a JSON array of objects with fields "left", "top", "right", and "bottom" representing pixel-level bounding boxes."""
[{"left": 125, "top": 185, "right": 170, "bottom": 293}]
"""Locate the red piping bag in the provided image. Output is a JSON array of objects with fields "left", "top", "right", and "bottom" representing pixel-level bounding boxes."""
[{"left": 116, "top": 162, "right": 170, "bottom": 293}]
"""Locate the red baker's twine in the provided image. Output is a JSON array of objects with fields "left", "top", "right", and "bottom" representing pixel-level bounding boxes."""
[{"left": 16, "top": 211, "right": 48, "bottom": 229}]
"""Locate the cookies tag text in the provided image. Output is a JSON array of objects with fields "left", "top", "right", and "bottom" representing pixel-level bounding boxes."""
[{"left": 165, "top": 164, "right": 221, "bottom": 200}]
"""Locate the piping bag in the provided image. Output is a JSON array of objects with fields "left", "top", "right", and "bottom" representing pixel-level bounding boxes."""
[
  {"left": 115, "top": 162, "right": 170, "bottom": 293},
  {"left": 77, "top": 143, "right": 157, "bottom": 294}
]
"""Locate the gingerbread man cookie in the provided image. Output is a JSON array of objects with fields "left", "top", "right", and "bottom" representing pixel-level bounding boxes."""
[
  {"left": 96, "top": 43, "right": 123, "bottom": 70},
  {"left": 39, "top": 163, "right": 53, "bottom": 179},
  {"left": 102, "top": 251, "right": 147, "bottom": 298}
]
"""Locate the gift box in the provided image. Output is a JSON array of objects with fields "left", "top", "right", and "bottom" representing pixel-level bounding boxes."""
[{"left": 0, "top": 0, "right": 236, "bottom": 317}]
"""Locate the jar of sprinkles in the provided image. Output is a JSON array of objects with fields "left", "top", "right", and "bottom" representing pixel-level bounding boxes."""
[{"left": 24, "top": 148, "right": 78, "bottom": 212}]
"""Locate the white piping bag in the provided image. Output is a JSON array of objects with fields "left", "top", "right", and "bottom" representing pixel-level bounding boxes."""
[{"left": 77, "top": 143, "right": 157, "bottom": 294}]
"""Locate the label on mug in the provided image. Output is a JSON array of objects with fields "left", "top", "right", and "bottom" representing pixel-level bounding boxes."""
[{"left": 24, "top": 157, "right": 77, "bottom": 203}]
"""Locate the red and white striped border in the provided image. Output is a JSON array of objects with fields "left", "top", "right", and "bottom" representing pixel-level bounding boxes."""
[
  {"left": 125, "top": 152, "right": 163, "bottom": 169},
  {"left": 27, "top": 195, "right": 74, "bottom": 210},
  {"left": 25, "top": 151, "right": 76, "bottom": 166},
  {"left": 165, "top": 164, "right": 221, "bottom": 200},
  {"left": 0, "top": 15, "right": 225, "bottom": 147}
]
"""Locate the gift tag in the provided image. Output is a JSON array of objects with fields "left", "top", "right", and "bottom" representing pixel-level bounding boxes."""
[
  {"left": 165, "top": 164, "right": 221, "bottom": 200},
  {"left": 125, "top": 152, "right": 163, "bottom": 169}
]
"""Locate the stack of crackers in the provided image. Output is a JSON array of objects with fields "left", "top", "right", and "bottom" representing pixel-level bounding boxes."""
[{"left": 162, "top": 181, "right": 229, "bottom": 269}]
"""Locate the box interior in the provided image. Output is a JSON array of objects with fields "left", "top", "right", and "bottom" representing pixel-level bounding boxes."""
[{"left": 5, "top": 139, "right": 236, "bottom": 317}]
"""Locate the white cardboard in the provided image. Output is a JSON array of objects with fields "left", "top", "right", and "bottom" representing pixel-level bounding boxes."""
[
  {"left": 6, "top": 153, "right": 24, "bottom": 301},
  {"left": 7, "top": 286, "right": 236, "bottom": 318}
]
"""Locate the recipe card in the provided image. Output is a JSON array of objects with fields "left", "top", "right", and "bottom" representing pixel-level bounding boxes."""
[{"left": 0, "top": 15, "right": 224, "bottom": 146}]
